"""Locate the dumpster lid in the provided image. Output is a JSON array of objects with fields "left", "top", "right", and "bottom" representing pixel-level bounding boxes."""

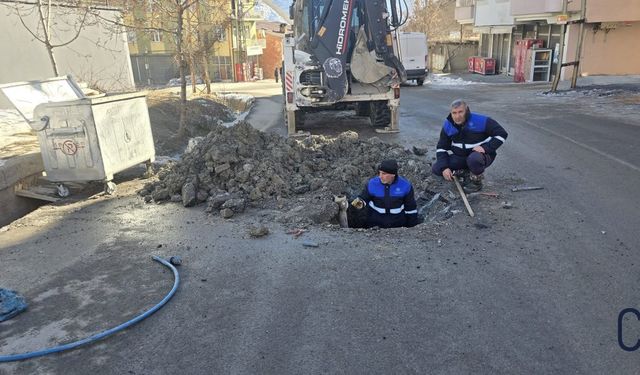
[{"left": 0, "top": 76, "right": 85, "bottom": 122}]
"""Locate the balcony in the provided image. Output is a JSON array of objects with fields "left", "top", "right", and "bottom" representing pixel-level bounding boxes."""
[
  {"left": 455, "top": 0, "right": 474, "bottom": 24},
  {"left": 511, "top": 0, "right": 563, "bottom": 16}
]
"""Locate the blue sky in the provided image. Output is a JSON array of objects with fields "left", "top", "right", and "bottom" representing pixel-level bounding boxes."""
[{"left": 259, "top": 0, "right": 414, "bottom": 23}]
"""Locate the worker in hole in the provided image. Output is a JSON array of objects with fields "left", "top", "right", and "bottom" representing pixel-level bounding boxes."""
[
  {"left": 432, "top": 99, "right": 508, "bottom": 192},
  {"left": 351, "top": 159, "right": 419, "bottom": 228}
]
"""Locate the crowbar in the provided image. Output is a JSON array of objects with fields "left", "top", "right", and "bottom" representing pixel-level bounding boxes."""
[
  {"left": 511, "top": 186, "right": 544, "bottom": 192},
  {"left": 452, "top": 178, "right": 475, "bottom": 217}
]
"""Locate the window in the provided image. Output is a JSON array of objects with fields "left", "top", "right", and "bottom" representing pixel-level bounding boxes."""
[
  {"left": 214, "top": 26, "right": 226, "bottom": 42},
  {"left": 127, "top": 30, "right": 137, "bottom": 43},
  {"left": 151, "top": 30, "right": 162, "bottom": 42}
]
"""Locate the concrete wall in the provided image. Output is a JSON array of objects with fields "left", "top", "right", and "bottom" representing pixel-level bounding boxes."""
[
  {"left": 0, "top": 4, "right": 135, "bottom": 109},
  {"left": 474, "top": 0, "right": 513, "bottom": 26},
  {"left": 0, "top": 152, "right": 45, "bottom": 227},
  {"left": 511, "top": 0, "right": 563, "bottom": 15},
  {"left": 586, "top": 0, "right": 640, "bottom": 22},
  {"left": 429, "top": 42, "right": 478, "bottom": 73},
  {"left": 565, "top": 22, "right": 640, "bottom": 77}
]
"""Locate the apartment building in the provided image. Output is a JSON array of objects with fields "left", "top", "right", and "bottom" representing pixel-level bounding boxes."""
[{"left": 127, "top": 0, "right": 267, "bottom": 85}]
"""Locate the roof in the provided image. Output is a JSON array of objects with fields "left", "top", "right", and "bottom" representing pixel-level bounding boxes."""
[{"left": 256, "top": 20, "right": 287, "bottom": 33}]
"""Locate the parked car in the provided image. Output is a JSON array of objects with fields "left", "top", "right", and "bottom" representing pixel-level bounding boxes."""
[{"left": 166, "top": 76, "right": 204, "bottom": 87}]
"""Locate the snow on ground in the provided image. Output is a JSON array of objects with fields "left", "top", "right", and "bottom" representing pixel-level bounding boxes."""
[
  {"left": 220, "top": 93, "right": 255, "bottom": 128},
  {"left": 537, "top": 88, "right": 635, "bottom": 98},
  {"left": 533, "top": 85, "right": 640, "bottom": 124},
  {"left": 427, "top": 74, "right": 480, "bottom": 86},
  {"left": 0, "top": 109, "right": 30, "bottom": 131},
  {"left": 216, "top": 93, "right": 255, "bottom": 106},
  {"left": 0, "top": 109, "right": 38, "bottom": 157}
]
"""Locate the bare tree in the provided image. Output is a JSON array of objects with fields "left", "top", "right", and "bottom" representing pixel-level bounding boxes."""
[
  {"left": 2, "top": 0, "right": 94, "bottom": 76},
  {"left": 185, "top": 0, "right": 232, "bottom": 94},
  {"left": 109, "top": 0, "right": 200, "bottom": 138},
  {"left": 406, "top": 0, "right": 460, "bottom": 41},
  {"left": 103, "top": 0, "right": 232, "bottom": 136}
]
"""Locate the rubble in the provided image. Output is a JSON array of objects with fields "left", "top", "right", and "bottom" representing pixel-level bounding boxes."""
[
  {"left": 248, "top": 225, "right": 270, "bottom": 237},
  {"left": 140, "top": 121, "right": 438, "bottom": 224}
]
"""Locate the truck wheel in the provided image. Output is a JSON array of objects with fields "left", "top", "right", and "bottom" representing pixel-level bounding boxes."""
[
  {"left": 369, "top": 102, "right": 391, "bottom": 127},
  {"left": 417, "top": 78, "right": 425, "bottom": 86},
  {"left": 355, "top": 102, "right": 370, "bottom": 117}
]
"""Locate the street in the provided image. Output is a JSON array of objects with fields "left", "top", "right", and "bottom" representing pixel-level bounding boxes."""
[{"left": 1, "top": 77, "right": 639, "bottom": 374}]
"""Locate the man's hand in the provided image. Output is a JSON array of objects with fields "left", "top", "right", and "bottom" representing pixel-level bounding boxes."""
[
  {"left": 442, "top": 168, "right": 454, "bottom": 181},
  {"left": 351, "top": 198, "right": 365, "bottom": 209},
  {"left": 472, "top": 145, "right": 486, "bottom": 153}
]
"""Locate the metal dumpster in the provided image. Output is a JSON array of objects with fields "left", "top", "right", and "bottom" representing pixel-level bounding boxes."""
[{"left": 0, "top": 76, "right": 155, "bottom": 195}]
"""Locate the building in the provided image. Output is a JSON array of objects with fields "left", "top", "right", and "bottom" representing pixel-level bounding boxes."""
[
  {"left": 127, "top": 0, "right": 268, "bottom": 85},
  {"left": 455, "top": 0, "right": 640, "bottom": 80},
  {"left": 256, "top": 21, "right": 287, "bottom": 80}
]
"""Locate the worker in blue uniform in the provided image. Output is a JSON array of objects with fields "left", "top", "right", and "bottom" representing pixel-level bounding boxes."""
[
  {"left": 432, "top": 99, "right": 508, "bottom": 192},
  {"left": 351, "top": 159, "right": 419, "bottom": 228}
]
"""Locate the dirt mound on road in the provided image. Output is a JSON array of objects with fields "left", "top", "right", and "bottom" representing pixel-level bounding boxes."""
[{"left": 139, "top": 121, "right": 437, "bottom": 225}]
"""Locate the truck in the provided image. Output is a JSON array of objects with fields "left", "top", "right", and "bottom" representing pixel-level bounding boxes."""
[
  {"left": 396, "top": 32, "right": 428, "bottom": 86},
  {"left": 282, "top": 0, "right": 407, "bottom": 135}
]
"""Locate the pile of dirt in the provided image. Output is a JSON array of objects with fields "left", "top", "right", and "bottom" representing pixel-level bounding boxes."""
[
  {"left": 139, "top": 121, "right": 439, "bottom": 225},
  {"left": 147, "top": 92, "right": 236, "bottom": 155}
]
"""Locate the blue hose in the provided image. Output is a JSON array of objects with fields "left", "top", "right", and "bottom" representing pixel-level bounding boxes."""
[{"left": 0, "top": 256, "right": 179, "bottom": 363}]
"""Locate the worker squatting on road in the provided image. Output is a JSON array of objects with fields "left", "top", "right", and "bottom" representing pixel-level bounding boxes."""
[
  {"left": 351, "top": 160, "right": 419, "bottom": 228},
  {"left": 432, "top": 99, "right": 509, "bottom": 193}
]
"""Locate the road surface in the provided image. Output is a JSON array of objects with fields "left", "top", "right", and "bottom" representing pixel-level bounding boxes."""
[{"left": 1, "top": 78, "right": 639, "bottom": 374}]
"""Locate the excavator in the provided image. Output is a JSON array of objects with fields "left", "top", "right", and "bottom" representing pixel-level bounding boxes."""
[{"left": 282, "top": 0, "right": 408, "bottom": 134}]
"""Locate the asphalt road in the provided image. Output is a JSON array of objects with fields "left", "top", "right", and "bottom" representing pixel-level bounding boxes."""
[{"left": 1, "top": 79, "right": 639, "bottom": 374}]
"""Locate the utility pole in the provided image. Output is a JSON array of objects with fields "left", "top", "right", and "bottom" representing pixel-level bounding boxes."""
[
  {"left": 551, "top": 0, "right": 587, "bottom": 91},
  {"left": 550, "top": 0, "right": 568, "bottom": 92},
  {"left": 570, "top": 0, "right": 587, "bottom": 88},
  {"left": 237, "top": 0, "right": 246, "bottom": 80}
]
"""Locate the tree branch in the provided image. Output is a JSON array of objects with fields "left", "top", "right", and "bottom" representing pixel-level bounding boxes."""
[
  {"left": 11, "top": 3, "right": 47, "bottom": 44},
  {"left": 50, "top": 5, "right": 90, "bottom": 47}
]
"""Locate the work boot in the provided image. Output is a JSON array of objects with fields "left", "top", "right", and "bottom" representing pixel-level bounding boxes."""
[{"left": 463, "top": 173, "right": 484, "bottom": 193}]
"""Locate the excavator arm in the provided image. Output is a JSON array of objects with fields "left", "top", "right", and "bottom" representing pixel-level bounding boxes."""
[
  {"left": 360, "top": 0, "right": 406, "bottom": 81},
  {"left": 308, "top": 0, "right": 356, "bottom": 102},
  {"left": 298, "top": 0, "right": 405, "bottom": 102}
]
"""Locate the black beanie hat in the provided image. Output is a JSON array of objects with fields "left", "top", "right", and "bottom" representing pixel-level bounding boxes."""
[{"left": 379, "top": 159, "right": 398, "bottom": 175}]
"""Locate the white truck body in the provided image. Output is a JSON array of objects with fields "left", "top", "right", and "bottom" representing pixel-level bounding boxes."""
[{"left": 396, "top": 32, "right": 428, "bottom": 85}]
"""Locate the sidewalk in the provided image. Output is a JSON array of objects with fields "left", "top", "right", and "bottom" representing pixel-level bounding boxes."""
[{"left": 437, "top": 72, "right": 640, "bottom": 90}]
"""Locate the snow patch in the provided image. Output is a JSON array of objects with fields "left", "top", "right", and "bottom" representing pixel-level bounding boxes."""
[{"left": 427, "top": 74, "right": 479, "bottom": 86}]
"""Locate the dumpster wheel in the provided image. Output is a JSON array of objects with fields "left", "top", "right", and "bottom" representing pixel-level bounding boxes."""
[
  {"left": 105, "top": 181, "right": 117, "bottom": 195},
  {"left": 56, "top": 184, "right": 70, "bottom": 198}
]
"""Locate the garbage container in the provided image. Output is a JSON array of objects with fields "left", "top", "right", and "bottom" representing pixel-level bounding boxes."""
[{"left": 0, "top": 76, "right": 155, "bottom": 195}]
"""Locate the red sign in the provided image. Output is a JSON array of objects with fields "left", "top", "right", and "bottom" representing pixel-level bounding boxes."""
[{"left": 61, "top": 140, "right": 78, "bottom": 155}]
